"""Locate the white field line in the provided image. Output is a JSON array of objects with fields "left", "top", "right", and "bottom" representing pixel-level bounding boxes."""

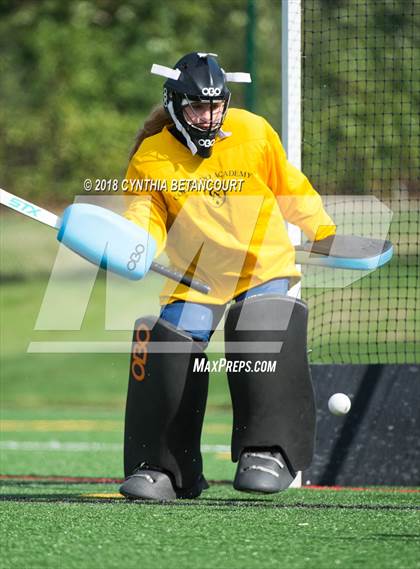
[
  {"left": 0, "top": 441, "right": 230, "bottom": 453},
  {"left": 27, "top": 341, "right": 281, "bottom": 354}
]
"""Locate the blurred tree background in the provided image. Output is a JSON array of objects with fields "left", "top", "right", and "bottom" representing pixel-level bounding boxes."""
[
  {"left": 0, "top": 0, "right": 418, "bottom": 204},
  {"left": 0, "top": 0, "right": 282, "bottom": 203}
]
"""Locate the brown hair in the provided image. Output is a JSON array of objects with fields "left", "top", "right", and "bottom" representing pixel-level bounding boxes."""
[{"left": 129, "top": 105, "right": 173, "bottom": 160}]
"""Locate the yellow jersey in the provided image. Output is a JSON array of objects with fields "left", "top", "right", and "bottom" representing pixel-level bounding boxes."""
[{"left": 124, "top": 108, "right": 335, "bottom": 305}]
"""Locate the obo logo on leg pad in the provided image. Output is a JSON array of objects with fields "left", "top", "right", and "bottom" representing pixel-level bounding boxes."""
[{"left": 131, "top": 323, "right": 150, "bottom": 382}]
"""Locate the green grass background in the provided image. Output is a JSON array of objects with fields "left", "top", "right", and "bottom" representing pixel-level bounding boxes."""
[
  {"left": 1, "top": 211, "right": 419, "bottom": 569},
  {"left": 2, "top": 482, "right": 419, "bottom": 569}
]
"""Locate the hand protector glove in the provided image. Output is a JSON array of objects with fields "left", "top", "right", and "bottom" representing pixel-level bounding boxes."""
[{"left": 58, "top": 204, "right": 156, "bottom": 279}]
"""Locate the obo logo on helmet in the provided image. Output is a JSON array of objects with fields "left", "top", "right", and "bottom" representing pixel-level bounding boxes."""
[
  {"left": 201, "top": 87, "right": 221, "bottom": 96},
  {"left": 198, "top": 139, "right": 215, "bottom": 147}
]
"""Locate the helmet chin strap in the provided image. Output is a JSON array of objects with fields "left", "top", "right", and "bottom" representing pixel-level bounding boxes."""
[
  {"left": 219, "top": 128, "right": 232, "bottom": 139},
  {"left": 167, "top": 101, "right": 198, "bottom": 155}
]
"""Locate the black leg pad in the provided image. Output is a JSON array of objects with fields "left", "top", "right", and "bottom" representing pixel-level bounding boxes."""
[
  {"left": 224, "top": 294, "right": 316, "bottom": 471},
  {"left": 124, "top": 317, "right": 209, "bottom": 489}
]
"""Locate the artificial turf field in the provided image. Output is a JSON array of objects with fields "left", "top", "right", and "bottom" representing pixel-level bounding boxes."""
[
  {"left": 1, "top": 213, "right": 419, "bottom": 568},
  {"left": 1, "top": 409, "right": 420, "bottom": 569}
]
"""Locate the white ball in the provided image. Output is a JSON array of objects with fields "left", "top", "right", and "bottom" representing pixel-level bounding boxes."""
[{"left": 328, "top": 393, "right": 351, "bottom": 416}]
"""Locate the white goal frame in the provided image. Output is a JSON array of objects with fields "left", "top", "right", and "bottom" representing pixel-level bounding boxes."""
[{"left": 282, "top": 0, "right": 304, "bottom": 487}]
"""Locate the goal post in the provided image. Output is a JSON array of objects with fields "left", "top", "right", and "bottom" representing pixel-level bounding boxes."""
[
  {"left": 282, "top": 0, "right": 302, "bottom": 299},
  {"left": 282, "top": 0, "right": 303, "bottom": 487}
]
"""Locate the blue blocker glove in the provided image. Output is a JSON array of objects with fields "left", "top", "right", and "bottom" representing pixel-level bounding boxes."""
[{"left": 57, "top": 204, "right": 156, "bottom": 280}]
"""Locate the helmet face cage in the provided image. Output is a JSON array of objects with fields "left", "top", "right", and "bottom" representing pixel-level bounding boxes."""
[
  {"left": 162, "top": 53, "right": 231, "bottom": 157},
  {"left": 181, "top": 95, "right": 227, "bottom": 132},
  {"left": 165, "top": 88, "right": 230, "bottom": 158}
]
